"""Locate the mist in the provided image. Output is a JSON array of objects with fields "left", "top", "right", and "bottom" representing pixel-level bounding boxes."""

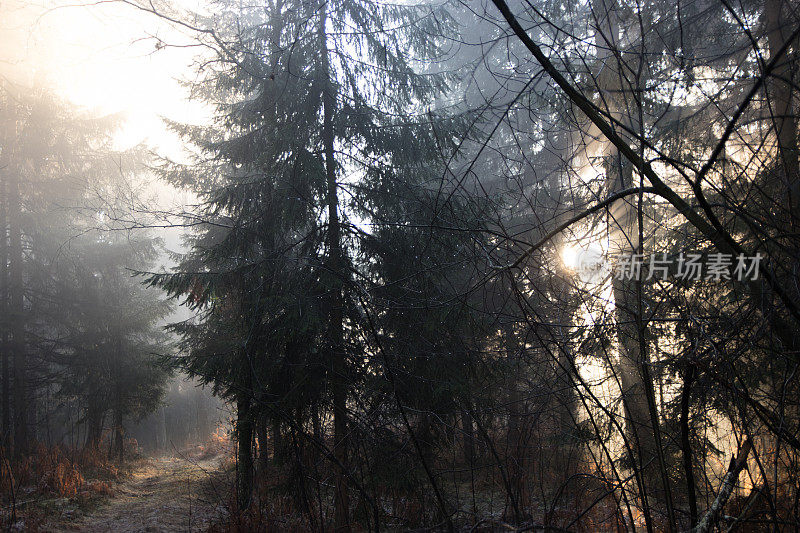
[{"left": 1, "top": 0, "right": 799, "bottom": 531}]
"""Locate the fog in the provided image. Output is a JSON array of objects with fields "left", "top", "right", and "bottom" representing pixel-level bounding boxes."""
[{"left": 1, "top": 0, "right": 800, "bottom": 531}]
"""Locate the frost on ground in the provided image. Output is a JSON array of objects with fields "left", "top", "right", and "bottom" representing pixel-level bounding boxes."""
[{"left": 49, "top": 454, "right": 229, "bottom": 532}]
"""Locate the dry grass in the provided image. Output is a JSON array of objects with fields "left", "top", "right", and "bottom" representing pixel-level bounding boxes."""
[
  {"left": 183, "top": 424, "right": 234, "bottom": 462},
  {"left": 0, "top": 442, "right": 141, "bottom": 530}
]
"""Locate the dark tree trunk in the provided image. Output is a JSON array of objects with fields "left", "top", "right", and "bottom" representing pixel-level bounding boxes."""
[
  {"left": 111, "top": 408, "right": 124, "bottom": 461},
  {"left": 318, "top": 4, "right": 349, "bottom": 530},
  {"left": 503, "top": 325, "right": 524, "bottom": 522},
  {"left": 417, "top": 411, "right": 434, "bottom": 464},
  {"left": 160, "top": 406, "right": 168, "bottom": 452},
  {"left": 236, "top": 394, "right": 254, "bottom": 511},
  {"left": 256, "top": 414, "right": 269, "bottom": 479},
  {"left": 0, "top": 174, "right": 9, "bottom": 442},
  {"left": 461, "top": 408, "right": 474, "bottom": 465},
  {"left": 85, "top": 403, "right": 105, "bottom": 451},
  {"left": 681, "top": 364, "right": 698, "bottom": 527},
  {"left": 765, "top": 0, "right": 800, "bottom": 215},
  {"left": 8, "top": 173, "right": 26, "bottom": 456},
  {"left": 271, "top": 418, "right": 287, "bottom": 465}
]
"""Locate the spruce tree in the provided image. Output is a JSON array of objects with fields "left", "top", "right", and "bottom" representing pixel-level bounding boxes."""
[{"left": 147, "top": 0, "right": 464, "bottom": 524}]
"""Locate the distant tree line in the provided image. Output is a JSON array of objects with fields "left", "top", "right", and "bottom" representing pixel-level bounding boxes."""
[{"left": 0, "top": 81, "right": 174, "bottom": 460}]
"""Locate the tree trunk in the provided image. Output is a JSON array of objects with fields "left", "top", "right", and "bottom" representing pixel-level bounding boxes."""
[
  {"left": 612, "top": 276, "right": 659, "bottom": 471},
  {"left": 765, "top": 0, "right": 799, "bottom": 215},
  {"left": 593, "top": 0, "right": 674, "bottom": 526},
  {"left": 197, "top": 392, "right": 209, "bottom": 441},
  {"left": 503, "top": 325, "right": 524, "bottom": 522},
  {"left": 0, "top": 174, "right": 9, "bottom": 443},
  {"left": 85, "top": 402, "right": 105, "bottom": 451},
  {"left": 256, "top": 414, "right": 269, "bottom": 479},
  {"left": 318, "top": 4, "right": 350, "bottom": 530},
  {"left": 8, "top": 173, "right": 26, "bottom": 456},
  {"left": 160, "top": 405, "right": 168, "bottom": 452},
  {"left": 236, "top": 393, "right": 254, "bottom": 511},
  {"left": 608, "top": 151, "right": 675, "bottom": 526},
  {"left": 271, "top": 418, "right": 286, "bottom": 465},
  {"left": 681, "top": 363, "right": 698, "bottom": 527},
  {"left": 111, "top": 408, "right": 124, "bottom": 461},
  {"left": 461, "top": 408, "right": 474, "bottom": 465},
  {"left": 417, "top": 411, "right": 434, "bottom": 464}
]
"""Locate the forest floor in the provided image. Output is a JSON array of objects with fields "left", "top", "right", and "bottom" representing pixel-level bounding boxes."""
[{"left": 46, "top": 453, "right": 230, "bottom": 532}]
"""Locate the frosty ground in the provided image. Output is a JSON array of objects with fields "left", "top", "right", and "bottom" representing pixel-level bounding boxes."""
[{"left": 49, "top": 455, "right": 227, "bottom": 532}]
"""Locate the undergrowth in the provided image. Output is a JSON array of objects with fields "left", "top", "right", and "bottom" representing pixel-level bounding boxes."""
[{"left": 0, "top": 439, "right": 140, "bottom": 530}]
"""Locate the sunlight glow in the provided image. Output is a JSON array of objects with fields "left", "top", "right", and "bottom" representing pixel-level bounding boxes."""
[
  {"left": 561, "top": 243, "right": 580, "bottom": 269},
  {"left": 0, "top": 0, "right": 207, "bottom": 157}
]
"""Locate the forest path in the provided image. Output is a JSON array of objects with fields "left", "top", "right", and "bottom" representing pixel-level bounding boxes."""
[{"left": 53, "top": 454, "right": 227, "bottom": 532}]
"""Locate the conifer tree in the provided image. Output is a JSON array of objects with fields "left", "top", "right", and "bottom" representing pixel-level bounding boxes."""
[
  {"left": 0, "top": 79, "right": 172, "bottom": 457},
  {"left": 147, "top": 0, "right": 465, "bottom": 524}
]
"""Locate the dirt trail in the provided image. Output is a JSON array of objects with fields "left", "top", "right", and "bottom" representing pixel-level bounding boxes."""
[{"left": 52, "top": 455, "right": 227, "bottom": 532}]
